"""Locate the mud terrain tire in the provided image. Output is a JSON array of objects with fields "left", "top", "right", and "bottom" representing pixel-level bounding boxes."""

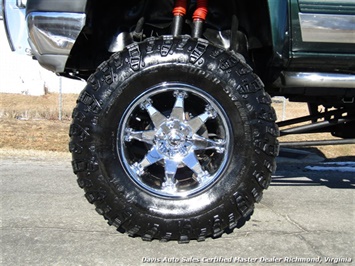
[{"left": 69, "top": 36, "right": 278, "bottom": 242}]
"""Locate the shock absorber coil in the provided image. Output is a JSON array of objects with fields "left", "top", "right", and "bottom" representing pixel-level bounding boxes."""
[
  {"left": 192, "top": 0, "right": 208, "bottom": 38},
  {"left": 172, "top": 0, "right": 187, "bottom": 37}
]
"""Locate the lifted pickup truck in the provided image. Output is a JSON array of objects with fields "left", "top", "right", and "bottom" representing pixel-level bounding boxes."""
[{"left": 3, "top": 0, "right": 355, "bottom": 242}]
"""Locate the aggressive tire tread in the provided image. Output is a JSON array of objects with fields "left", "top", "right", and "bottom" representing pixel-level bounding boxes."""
[{"left": 70, "top": 36, "right": 278, "bottom": 242}]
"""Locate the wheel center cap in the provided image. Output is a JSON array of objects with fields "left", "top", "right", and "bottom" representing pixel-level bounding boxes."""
[
  {"left": 155, "top": 119, "right": 193, "bottom": 158},
  {"left": 168, "top": 131, "right": 184, "bottom": 147}
]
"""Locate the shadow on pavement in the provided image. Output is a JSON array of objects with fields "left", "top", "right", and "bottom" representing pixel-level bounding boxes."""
[
  {"left": 274, "top": 148, "right": 355, "bottom": 189},
  {"left": 272, "top": 171, "right": 355, "bottom": 189}
]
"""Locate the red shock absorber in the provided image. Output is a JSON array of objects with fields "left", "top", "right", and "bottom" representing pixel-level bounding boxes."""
[
  {"left": 172, "top": 0, "right": 187, "bottom": 37},
  {"left": 192, "top": 0, "right": 208, "bottom": 38},
  {"left": 193, "top": 0, "right": 208, "bottom": 21},
  {"left": 173, "top": 0, "right": 187, "bottom": 17}
]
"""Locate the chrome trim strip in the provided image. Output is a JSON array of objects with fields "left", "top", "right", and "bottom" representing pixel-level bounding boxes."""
[
  {"left": 299, "top": 13, "right": 355, "bottom": 44},
  {"left": 299, "top": 0, "right": 355, "bottom": 14},
  {"left": 274, "top": 72, "right": 355, "bottom": 89}
]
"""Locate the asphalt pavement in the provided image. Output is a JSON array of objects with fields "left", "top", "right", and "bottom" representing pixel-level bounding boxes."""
[{"left": 1, "top": 150, "right": 354, "bottom": 266}]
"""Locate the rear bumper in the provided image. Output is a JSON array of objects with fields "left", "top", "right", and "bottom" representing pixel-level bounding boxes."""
[{"left": 27, "top": 12, "right": 86, "bottom": 72}]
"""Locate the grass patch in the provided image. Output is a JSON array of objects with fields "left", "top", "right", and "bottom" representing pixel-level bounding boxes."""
[{"left": 0, "top": 93, "right": 76, "bottom": 120}]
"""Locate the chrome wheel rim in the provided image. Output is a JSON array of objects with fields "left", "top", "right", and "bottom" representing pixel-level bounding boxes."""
[{"left": 119, "top": 82, "right": 231, "bottom": 198}]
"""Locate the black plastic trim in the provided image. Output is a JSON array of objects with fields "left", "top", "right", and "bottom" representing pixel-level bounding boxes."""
[{"left": 26, "top": 0, "right": 87, "bottom": 16}]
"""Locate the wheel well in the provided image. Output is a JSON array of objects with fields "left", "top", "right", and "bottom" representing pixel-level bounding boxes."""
[{"left": 65, "top": 0, "right": 273, "bottom": 80}]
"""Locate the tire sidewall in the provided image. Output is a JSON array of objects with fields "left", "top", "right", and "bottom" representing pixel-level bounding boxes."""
[{"left": 94, "top": 62, "right": 255, "bottom": 220}]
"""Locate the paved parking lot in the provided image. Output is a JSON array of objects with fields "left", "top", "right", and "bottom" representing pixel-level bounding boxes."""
[{"left": 1, "top": 151, "right": 354, "bottom": 265}]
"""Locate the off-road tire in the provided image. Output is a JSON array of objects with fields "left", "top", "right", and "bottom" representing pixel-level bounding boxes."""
[{"left": 69, "top": 36, "right": 279, "bottom": 242}]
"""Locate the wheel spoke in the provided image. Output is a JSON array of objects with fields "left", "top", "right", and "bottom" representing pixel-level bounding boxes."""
[
  {"left": 131, "top": 147, "right": 163, "bottom": 176},
  {"left": 170, "top": 91, "right": 187, "bottom": 121},
  {"left": 140, "top": 99, "right": 167, "bottom": 129},
  {"left": 125, "top": 128, "right": 156, "bottom": 145},
  {"left": 163, "top": 159, "right": 179, "bottom": 189},
  {"left": 182, "top": 152, "right": 209, "bottom": 181},
  {"left": 187, "top": 105, "right": 217, "bottom": 133},
  {"left": 192, "top": 134, "right": 226, "bottom": 153}
]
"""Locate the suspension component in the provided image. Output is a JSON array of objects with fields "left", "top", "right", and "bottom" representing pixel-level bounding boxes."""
[
  {"left": 172, "top": 0, "right": 187, "bottom": 37},
  {"left": 192, "top": 0, "right": 208, "bottom": 38}
]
